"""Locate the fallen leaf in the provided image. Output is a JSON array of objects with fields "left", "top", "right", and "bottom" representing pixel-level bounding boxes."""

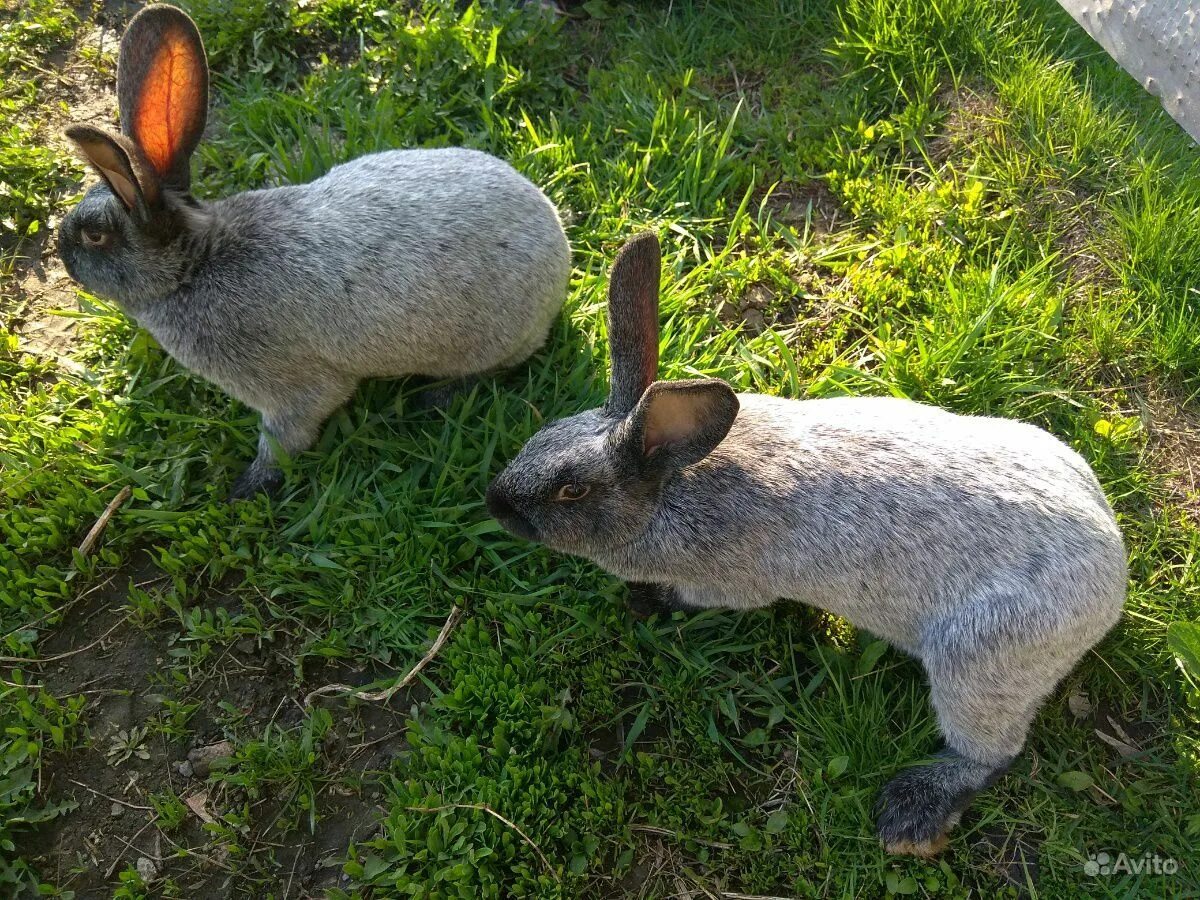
[
  {"left": 184, "top": 790, "right": 215, "bottom": 824},
  {"left": 1105, "top": 716, "right": 1138, "bottom": 746},
  {"left": 1095, "top": 716, "right": 1140, "bottom": 758},
  {"left": 1067, "top": 690, "right": 1093, "bottom": 719},
  {"left": 1095, "top": 729, "right": 1139, "bottom": 758}
]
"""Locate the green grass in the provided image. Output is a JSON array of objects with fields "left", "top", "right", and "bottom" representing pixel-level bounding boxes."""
[
  {"left": 0, "top": 0, "right": 78, "bottom": 248},
  {"left": 2, "top": 0, "right": 1200, "bottom": 895}
]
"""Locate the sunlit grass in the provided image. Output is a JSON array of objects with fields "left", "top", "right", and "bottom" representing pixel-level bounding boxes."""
[{"left": 1, "top": 0, "right": 1198, "bottom": 895}]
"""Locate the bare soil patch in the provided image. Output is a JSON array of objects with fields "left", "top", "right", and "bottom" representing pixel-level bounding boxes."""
[
  {"left": 970, "top": 824, "right": 1040, "bottom": 894},
  {"left": 930, "top": 83, "right": 1122, "bottom": 292},
  {"left": 928, "top": 84, "right": 1005, "bottom": 166},
  {"left": 8, "top": 559, "right": 410, "bottom": 896},
  {"left": 4, "top": 7, "right": 128, "bottom": 370},
  {"left": 715, "top": 268, "right": 849, "bottom": 342},
  {"left": 757, "top": 178, "right": 844, "bottom": 237},
  {"left": 1134, "top": 380, "right": 1200, "bottom": 516}
]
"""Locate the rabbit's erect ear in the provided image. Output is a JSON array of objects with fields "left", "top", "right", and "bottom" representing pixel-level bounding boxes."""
[
  {"left": 630, "top": 379, "right": 739, "bottom": 470},
  {"left": 117, "top": 4, "right": 209, "bottom": 191},
  {"left": 65, "top": 124, "right": 160, "bottom": 214},
  {"left": 605, "top": 232, "right": 661, "bottom": 416}
]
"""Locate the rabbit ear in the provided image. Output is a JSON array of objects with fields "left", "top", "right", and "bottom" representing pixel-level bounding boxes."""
[
  {"left": 604, "top": 233, "right": 661, "bottom": 416},
  {"left": 629, "top": 379, "right": 739, "bottom": 470},
  {"left": 65, "top": 124, "right": 160, "bottom": 214},
  {"left": 117, "top": 4, "right": 209, "bottom": 191}
]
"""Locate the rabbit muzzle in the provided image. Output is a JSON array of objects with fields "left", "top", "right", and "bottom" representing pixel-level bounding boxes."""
[{"left": 486, "top": 480, "right": 540, "bottom": 542}]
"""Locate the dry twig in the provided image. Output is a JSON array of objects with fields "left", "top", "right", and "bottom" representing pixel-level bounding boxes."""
[
  {"left": 406, "top": 802, "right": 559, "bottom": 881},
  {"left": 78, "top": 485, "right": 132, "bottom": 556},
  {"left": 68, "top": 779, "right": 153, "bottom": 811},
  {"left": 0, "top": 613, "right": 130, "bottom": 665},
  {"left": 305, "top": 605, "right": 463, "bottom": 706},
  {"left": 632, "top": 823, "right": 735, "bottom": 850},
  {"left": 103, "top": 814, "right": 159, "bottom": 880}
]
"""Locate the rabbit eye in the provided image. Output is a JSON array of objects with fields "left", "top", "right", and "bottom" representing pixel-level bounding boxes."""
[
  {"left": 81, "top": 227, "right": 113, "bottom": 249},
  {"left": 556, "top": 483, "right": 590, "bottom": 502}
]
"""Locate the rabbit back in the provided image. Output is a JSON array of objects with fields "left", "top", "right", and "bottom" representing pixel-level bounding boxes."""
[
  {"left": 138, "top": 148, "right": 569, "bottom": 403},
  {"left": 600, "top": 394, "right": 1126, "bottom": 652}
]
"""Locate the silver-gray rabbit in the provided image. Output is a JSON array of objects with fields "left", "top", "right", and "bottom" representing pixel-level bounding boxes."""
[
  {"left": 58, "top": 4, "right": 570, "bottom": 498},
  {"left": 486, "top": 232, "right": 1126, "bottom": 856}
]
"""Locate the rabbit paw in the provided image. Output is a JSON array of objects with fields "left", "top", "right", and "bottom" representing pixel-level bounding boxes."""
[
  {"left": 415, "top": 377, "right": 478, "bottom": 411},
  {"left": 875, "top": 769, "right": 960, "bottom": 857},
  {"left": 625, "top": 583, "right": 676, "bottom": 618},
  {"left": 875, "top": 750, "right": 1010, "bottom": 856},
  {"left": 626, "top": 584, "right": 703, "bottom": 618},
  {"left": 228, "top": 467, "right": 284, "bottom": 502},
  {"left": 875, "top": 751, "right": 1004, "bottom": 857}
]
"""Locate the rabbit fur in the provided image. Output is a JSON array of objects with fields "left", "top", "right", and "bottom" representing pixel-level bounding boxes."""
[
  {"left": 57, "top": 5, "right": 570, "bottom": 498},
  {"left": 486, "top": 232, "right": 1127, "bottom": 856}
]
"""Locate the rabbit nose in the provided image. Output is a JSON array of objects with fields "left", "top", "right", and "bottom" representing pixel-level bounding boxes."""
[
  {"left": 486, "top": 481, "right": 539, "bottom": 541},
  {"left": 485, "top": 481, "right": 512, "bottom": 519}
]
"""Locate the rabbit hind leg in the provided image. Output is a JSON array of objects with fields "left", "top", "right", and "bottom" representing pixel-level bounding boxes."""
[{"left": 878, "top": 603, "right": 1088, "bottom": 856}]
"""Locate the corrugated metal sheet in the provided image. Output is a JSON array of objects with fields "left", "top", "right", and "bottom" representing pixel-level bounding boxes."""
[{"left": 1056, "top": 0, "right": 1200, "bottom": 142}]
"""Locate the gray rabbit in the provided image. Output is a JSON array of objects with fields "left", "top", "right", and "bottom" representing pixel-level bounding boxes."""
[
  {"left": 57, "top": 4, "right": 570, "bottom": 498},
  {"left": 486, "top": 233, "right": 1127, "bottom": 856}
]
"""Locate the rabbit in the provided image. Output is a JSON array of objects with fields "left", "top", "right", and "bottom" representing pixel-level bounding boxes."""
[
  {"left": 57, "top": 4, "right": 571, "bottom": 499},
  {"left": 486, "top": 232, "right": 1127, "bottom": 856}
]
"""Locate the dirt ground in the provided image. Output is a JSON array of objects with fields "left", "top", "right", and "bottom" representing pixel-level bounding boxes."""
[
  {"left": 4, "top": 6, "right": 126, "bottom": 374},
  {"left": 5, "top": 551, "right": 414, "bottom": 896}
]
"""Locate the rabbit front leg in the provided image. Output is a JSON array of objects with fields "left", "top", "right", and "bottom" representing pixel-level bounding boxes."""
[
  {"left": 625, "top": 583, "right": 684, "bottom": 618},
  {"left": 414, "top": 375, "right": 480, "bottom": 412},
  {"left": 625, "top": 583, "right": 774, "bottom": 617},
  {"left": 229, "top": 380, "right": 356, "bottom": 500}
]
